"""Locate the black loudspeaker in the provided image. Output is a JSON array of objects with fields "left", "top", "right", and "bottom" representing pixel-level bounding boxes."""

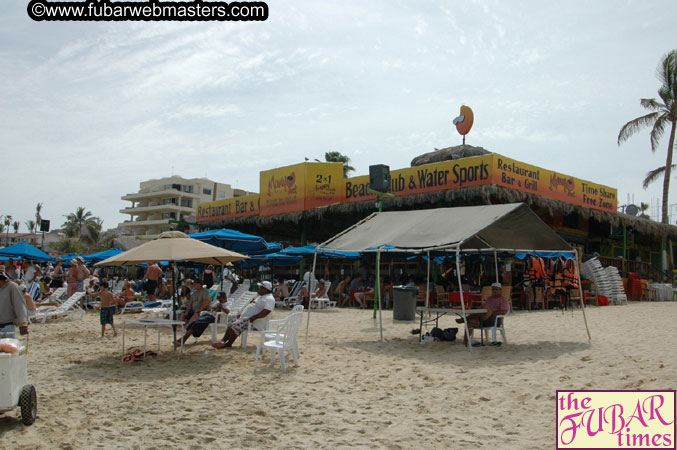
[
  {"left": 40, "top": 219, "right": 50, "bottom": 232},
  {"left": 369, "top": 164, "right": 391, "bottom": 192}
]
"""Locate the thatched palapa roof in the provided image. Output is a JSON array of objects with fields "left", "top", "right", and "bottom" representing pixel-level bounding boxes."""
[{"left": 410, "top": 144, "right": 491, "bottom": 166}]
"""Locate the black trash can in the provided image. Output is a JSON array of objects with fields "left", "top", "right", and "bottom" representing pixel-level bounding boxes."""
[{"left": 393, "top": 286, "right": 417, "bottom": 321}]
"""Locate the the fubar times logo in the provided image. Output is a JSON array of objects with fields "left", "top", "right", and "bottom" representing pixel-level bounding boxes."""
[{"left": 556, "top": 390, "right": 676, "bottom": 449}]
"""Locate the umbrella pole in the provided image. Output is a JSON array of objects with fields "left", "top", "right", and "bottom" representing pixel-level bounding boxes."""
[
  {"left": 305, "top": 250, "right": 319, "bottom": 342},
  {"left": 172, "top": 261, "right": 177, "bottom": 350},
  {"left": 377, "top": 249, "right": 383, "bottom": 342}
]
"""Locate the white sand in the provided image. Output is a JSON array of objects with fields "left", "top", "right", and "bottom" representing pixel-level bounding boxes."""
[{"left": 2, "top": 302, "right": 676, "bottom": 449}]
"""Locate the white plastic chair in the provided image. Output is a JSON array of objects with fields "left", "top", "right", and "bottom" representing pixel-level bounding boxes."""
[
  {"left": 480, "top": 306, "right": 510, "bottom": 345},
  {"left": 209, "top": 292, "right": 256, "bottom": 343},
  {"left": 254, "top": 306, "right": 303, "bottom": 373},
  {"left": 241, "top": 315, "right": 271, "bottom": 349},
  {"left": 309, "top": 281, "right": 333, "bottom": 309}
]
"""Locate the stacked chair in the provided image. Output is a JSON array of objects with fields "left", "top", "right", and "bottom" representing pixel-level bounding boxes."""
[{"left": 581, "top": 258, "right": 627, "bottom": 305}]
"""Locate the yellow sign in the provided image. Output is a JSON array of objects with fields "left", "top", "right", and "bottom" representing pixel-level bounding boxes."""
[
  {"left": 260, "top": 162, "right": 343, "bottom": 216},
  {"left": 344, "top": 155, "right": 493, "bottom": 203},
  {"left": 490, "top": 155, "right": 617, "bottom": 213},
  {"left": 197, "top": 155, "right": 617, "bottom": 223},
  {"left": 196, "top": 194, "right": 260, "bottom": 223}
]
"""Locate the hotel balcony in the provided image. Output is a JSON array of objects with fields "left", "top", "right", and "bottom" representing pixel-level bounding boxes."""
[
  {"left": 122, "top": 188, "right": 200, "bottom": 202},
  {"left": 119, "top": 204, "right": 194, "bottom": 215}
]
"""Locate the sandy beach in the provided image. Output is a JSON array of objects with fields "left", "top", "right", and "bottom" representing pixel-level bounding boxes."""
[{"left": 2, "top": 301, "right": 676, "bottom": 449}]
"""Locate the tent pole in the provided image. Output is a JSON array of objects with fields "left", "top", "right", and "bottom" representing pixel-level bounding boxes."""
[
  {"left": 426, "top": 250, "right": 430, "bottom": 309},
  {"left": 456, "top": 246, "right": 472, "bottom": 352},
  {"left": 377, "top": 248, "right": 383, "bottom": 342},
  {"left": 305, "top": 249, "right": 319, "bottom": 342},
  {"left": 493, "top": 249, "right": 499, "bottom": 284},
  {"left": 575, "top": 254, "right": 591, "bottom": 342}
]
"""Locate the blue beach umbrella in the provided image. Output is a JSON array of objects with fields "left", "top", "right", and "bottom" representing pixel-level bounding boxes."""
[
  {"left": 0, "top": 241, "right": 52, "bottom": 262},
  {"left": 280, "top": 245, "right": 361, "bottom": 259},
  {"left": 83, "top": 247, "right": 124, "bottom": 263},
  {"left": 189, "top": 229, "right": 276, "bottom": 254},
  {"left": 238, "top": 252, "right": 303, "bottom": 268}
]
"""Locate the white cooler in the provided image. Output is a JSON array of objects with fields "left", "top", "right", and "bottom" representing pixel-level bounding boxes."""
[{"left": 0, "top": 339, "right": 37, "bottom": 425}]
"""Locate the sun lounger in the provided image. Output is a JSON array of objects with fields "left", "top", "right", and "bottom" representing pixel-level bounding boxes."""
[{"left": 31, "top": 292, "right": 86, "bottom": 324}]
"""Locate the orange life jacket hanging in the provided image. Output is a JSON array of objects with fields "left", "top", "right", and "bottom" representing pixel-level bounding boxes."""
[
  {"left": 562, "top": 258, "right": 580, "bottom": 289},
  {"left": 525, "top": 256, "right": 546, "bottom": 281}
]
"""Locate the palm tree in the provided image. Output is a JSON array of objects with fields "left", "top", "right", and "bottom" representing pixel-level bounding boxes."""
[
  {"left": 3, "top": 215, "right": 12, "bottom": 246},
  {"left": 35, "top": 202, "right": 43, "bottom": 230},
  {"left": 639, "top": 202, "right": 651, "bottom": 219},
  {"left": 25, "top": 220, "right": 36, "bottom": 234},
  {"left": 618, "top": 50, "right": 677, "bottom": 224},
  {"left": 62, "top": 207, "right": 99, "bottom": 241},
  {"left": 12, "top": 221, "right": 19, "bottom": 233},
  {"left": 324, "top": 151, "right": 356, "bottom": 178}
]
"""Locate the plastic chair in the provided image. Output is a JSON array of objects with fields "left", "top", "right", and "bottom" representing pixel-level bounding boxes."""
[
  {"left": 254, "top": 306, "right": 303, "bottom": 373},
  {"left": 241, "top": 315, "right": 271, "bottom": 349},
  {"left": 481, "top": 305, "right": 510, "bottom": 345}
]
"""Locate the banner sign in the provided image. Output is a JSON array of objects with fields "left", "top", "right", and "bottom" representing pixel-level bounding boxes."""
[
  {"left": 196, "top": 194, "right": 259, "bottom": 223},
  {"left": 344, "top": 155, "right": 493, "bottom": 204},
  {"left": 259, "top": 162, "right": 343, "bottom": 216},
  {"left": 490, "top": 155, "right": 617, "bottom": 213},
  {"left": 197, "top": 154, "right": 617, "bottom": 222}
]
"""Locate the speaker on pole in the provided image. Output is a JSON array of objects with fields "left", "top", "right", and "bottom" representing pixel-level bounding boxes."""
[
  {"left": 369, "top": 164, "right": 391, "bottom": 192},
  {"left": 40, "top": 219, "right": 50, "bottom": 232}
]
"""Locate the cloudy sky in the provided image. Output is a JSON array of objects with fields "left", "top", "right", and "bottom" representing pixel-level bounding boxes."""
[{"left": 1, "top": 0, "right": 676, "bottom": 232}]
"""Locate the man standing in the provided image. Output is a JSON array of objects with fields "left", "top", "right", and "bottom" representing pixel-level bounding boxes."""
[
  {"left": 212, "top": 281, "right": 275, "bottom": 349},
  {"left": 0, "top": 271, "right": 29, "bottom": 337},
  {"left": 222, "top": 262, "right": 237, "bottom": 293},
  {"left": 144, "top": 261, "right": 163, "bottom": 302},
  {"left": 75, "top": 256, "right": 90, "bottom": 292}
]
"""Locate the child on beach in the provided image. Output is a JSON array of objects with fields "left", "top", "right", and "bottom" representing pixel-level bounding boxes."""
[{"left": 86, "top": 280, "right": 118, "bottom": 337}]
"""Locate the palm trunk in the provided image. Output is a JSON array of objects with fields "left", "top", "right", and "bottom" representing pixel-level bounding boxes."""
[{"left": 661, "top": 122, "right": 676, "bottom": 224}]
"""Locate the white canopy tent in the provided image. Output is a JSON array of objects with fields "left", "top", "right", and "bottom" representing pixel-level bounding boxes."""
[{"left": 307, "top": 203, "right": 591, "bottom": 349}]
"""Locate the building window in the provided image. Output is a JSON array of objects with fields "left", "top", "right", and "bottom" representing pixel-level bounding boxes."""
[
  {"left": 180, "top": 185, "right": 193, "bottom": 193},
  {"left": 163, "top": 198, "right": 177, "bottom": 205},
  {"left": 203, "top": 188, "right": 212, "bottom": 195},
  {"left": 162, "top": 212, "right": 176, "bottom": 219},
  {"left": 180, "top": 199, "right": 193, "bottom": 208},
  {"left": 219, "top": 191, "right": 226, "bottom": 198}
]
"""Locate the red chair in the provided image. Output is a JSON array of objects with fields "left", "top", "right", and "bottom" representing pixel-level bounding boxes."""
[{"left": 449, "top": 292, "right": 471, "bottom": 309}]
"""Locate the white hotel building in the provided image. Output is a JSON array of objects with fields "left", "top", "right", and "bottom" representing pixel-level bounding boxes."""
[{"left": 119, "top": 176, "right": 252, "bottom": 238}]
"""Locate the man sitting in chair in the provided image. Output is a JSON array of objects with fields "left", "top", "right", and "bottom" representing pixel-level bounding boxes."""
[
  {"left": 212, "top": 281, "right": 275, "bottom": 349},
  {"left": 175, "top": 292, "right": 230, "bottom": 345},
  {"left": 457, "top": 282, "right": 509, "bottom": 346}
]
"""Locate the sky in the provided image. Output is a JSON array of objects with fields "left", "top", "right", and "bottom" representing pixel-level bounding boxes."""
[{"left": 1, "top": 0, "right": 677, "bottom": 232}]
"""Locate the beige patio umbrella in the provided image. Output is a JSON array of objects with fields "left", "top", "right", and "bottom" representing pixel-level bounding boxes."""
[
  {"left": 95, "top": 231, "right": 248, "bottom": 347},
  {"left": 94, "top": 231, "right": 248, "bottom": 267}
]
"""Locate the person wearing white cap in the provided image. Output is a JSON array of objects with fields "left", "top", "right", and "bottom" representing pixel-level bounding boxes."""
[
  {"left": 212, "top": 280, "right": 275, "bottom": 349},
  {"left": 457, "top": 282, "right": 510, "bottom": 346}
]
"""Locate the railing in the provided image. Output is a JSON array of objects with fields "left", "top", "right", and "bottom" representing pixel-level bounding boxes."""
[{"left": 585, "top": 254, "right": 674, "bottom": 283}]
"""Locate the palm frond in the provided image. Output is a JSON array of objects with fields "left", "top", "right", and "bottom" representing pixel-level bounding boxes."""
[
  {"left": 639, "top": 98, "right": 666, "bottom": 112},
  {"left": 656, "top": 50, "right": 677, "bottom": 92},
  {"left": 642, "top": 164, "right": 677, "bottom": 189},
  {"left": 650, "top": 114, "right": 669, "bottom": 152},
  {"left": 618, "top": 112, "right": 660, "bottom": 145}
]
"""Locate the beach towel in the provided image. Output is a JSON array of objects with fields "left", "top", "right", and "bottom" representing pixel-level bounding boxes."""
[{"left": 27, "top": 281, "right": 41, "bottom": 300}]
